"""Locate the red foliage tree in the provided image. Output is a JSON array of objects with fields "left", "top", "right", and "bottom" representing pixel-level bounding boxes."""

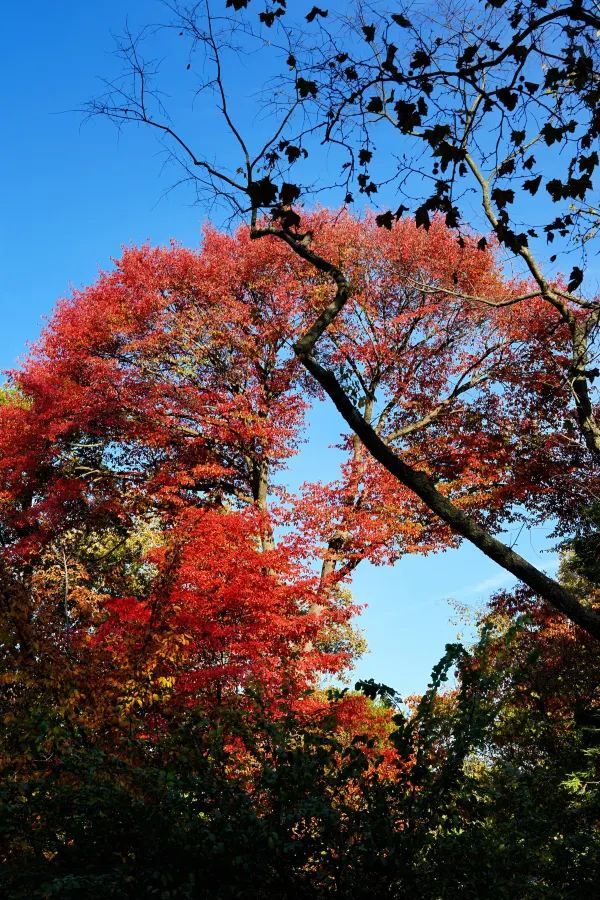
[{"left": 1, "top": 211, "right": 592, "bottom": 718}]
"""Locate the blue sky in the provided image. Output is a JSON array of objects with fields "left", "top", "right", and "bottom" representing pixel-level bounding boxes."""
[{"left": 2, "top": 1, "right": 561, "bottom": 695}]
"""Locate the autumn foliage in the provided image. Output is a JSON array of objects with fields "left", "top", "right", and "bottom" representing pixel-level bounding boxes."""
[
  {"left": 1, "top": 212, "right": 596, "bottom": 714},
  {"left": 1, "top": 212, "right": 599, "bottom": 897}
]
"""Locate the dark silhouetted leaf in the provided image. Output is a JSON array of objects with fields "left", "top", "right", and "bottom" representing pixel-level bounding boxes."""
[
  {"left": 249, "top": 176, "right": 278, "bottom": 207},
  {"left": 362, "top": 24, "right": 375, "bottom": 42},
  {"left": 523, "top": 175, "right": 542, "bottom": 195},
  {"left": 395, "top": 100, "right": 422, "bottom": 132},
  {"left": 383, "top": 43, "right": 398, "bottom": 73},
  {"left": 446, "top": 207, "right": 460, "bottom": 228},
  {"left": 376, "top": 211, "right": 394, "bottom": 229},
  {"left": 498, "top": 159, "right": 515, "bottom": 176},
  {"left": 579, "top": 152, "right": 599, "bottom": 175},
  {"left": 458, "top": 45, "right": 478, "bottom": 68},
  {"left": 541, "top": 122, "right": 564, "bottom": 146},
  {"left": 284, "top": 144, "right": 307, "bottom": 164},
  {"left": 259, "top": 10, "right": 277, "bottom": 26},
  {"left": 415, "top": 205, "right": 431, "bottom": 229},
  {"left": 411, "top": 49, "right": 431, "bottom": 69},
  {"left": 306, "top": 6, "right": 328, "bottom": 23},
  {"left": 568, "top": 266, "right": 584, "bottom": 292},
  {"left": 423, "top": 124, "right": 452, "bottom": 147},
  {"left": 496, "top": 87, "right": 518, "bottom": 110},
  {"left": 297, "top": 78, "right": 318, "bottom": 98},
  {"left": 280, "top": 182, "right": 300, "bottom": 205},
  {"left": 366, "top": 96, "right": 384, "bottom": 114},
  {"left": 546, "top": 178, "right": 564, "bottom": 202}
]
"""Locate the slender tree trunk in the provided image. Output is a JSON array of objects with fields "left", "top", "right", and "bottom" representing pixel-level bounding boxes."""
[{"left": 570, "top": 319, "right": 600, "bottom": 459}]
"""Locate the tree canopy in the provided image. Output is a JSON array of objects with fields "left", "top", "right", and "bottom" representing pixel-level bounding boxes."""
[{"left": 87, "top": 0, "right": 600, "bottom": 635}]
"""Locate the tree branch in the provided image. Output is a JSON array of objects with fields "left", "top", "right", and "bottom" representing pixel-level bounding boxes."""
[{"left": 297, "top": 350, "right": 600, "bottom": 639}]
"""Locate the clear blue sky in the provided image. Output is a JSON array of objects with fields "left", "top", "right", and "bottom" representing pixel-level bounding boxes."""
[{"left": 2, "top": 1, "right": 560, "bottom": 696}]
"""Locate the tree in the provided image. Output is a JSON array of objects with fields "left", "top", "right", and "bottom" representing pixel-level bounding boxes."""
[
  {"left": 87, "top": 0, "right": 600, "bottom": 636},
  {"left": 7, "top": 591, "right": 596, "bottom": 898},
  {"left": 4, "top": 211, "right": 595, "bottom": 713},
  {"left": 289, "top": 0, "right": 600, "bottom": 455},
  {"left": 0, "top": 239, "right": 355, "bottom": 718},
  {"left": 4, "top": 274, "right": 599, "bottom": 890}
]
